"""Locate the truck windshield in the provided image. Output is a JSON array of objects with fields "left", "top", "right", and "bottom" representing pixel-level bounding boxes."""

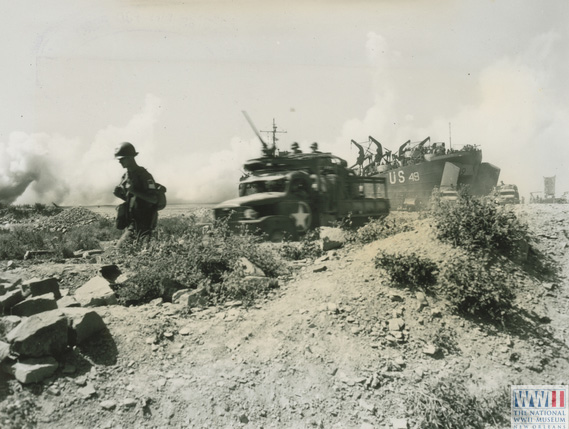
[{"left": 239, "top": 179, "right": 287, "bottom": 196}]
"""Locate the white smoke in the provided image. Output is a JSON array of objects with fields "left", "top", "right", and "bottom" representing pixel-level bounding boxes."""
[
  {"left": 0, "top": 93, "right": 260, "bottom": 206},
  {"left": 2, "top": 30, "right": 566, "bottom": 206}
]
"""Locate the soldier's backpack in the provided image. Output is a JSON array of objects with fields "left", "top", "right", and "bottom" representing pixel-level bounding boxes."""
[{"left": 155, "top": 183, "right": 167, "bottom": 211}]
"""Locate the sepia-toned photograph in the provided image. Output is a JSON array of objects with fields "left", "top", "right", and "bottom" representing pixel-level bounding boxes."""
[{"left": 1, "top": 1, "right": 568, "bottom": 428}]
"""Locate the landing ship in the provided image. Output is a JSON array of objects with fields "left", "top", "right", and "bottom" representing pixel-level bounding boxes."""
[{"left": 349, "top": 136, "right": 501, "bottom": 210}]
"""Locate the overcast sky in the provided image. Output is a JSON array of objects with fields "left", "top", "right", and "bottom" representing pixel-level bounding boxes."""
[{"left": 1, "top": 0, "right": 568, "bottom": 205}]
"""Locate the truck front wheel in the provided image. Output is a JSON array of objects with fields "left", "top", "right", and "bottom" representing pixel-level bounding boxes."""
[{"left": 269, "top": 230, "right": 285, "bottom": 243}]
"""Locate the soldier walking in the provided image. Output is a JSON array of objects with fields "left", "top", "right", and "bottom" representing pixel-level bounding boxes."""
[{"left": 113, "top": 142, "right": 159, "bottom": 247}]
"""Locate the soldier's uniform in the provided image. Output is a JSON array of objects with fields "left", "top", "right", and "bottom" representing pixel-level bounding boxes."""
[
  {"left": 113, "top": 142, "right": 159, "bottom": 247},
  {"left": 117, "top": 166, "right": 158, "bottom": 237}
]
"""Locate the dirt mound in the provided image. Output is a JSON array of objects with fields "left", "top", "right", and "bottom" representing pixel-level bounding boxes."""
[
  {"left": 1, "top": 205, "right": 568, "bottom": 428},
  {"left": 34, "top": 207, "right": 105, "bottom": 232}
]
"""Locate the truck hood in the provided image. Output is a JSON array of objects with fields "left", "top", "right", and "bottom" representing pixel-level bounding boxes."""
[{"left": 215, "top": 192, "right": 288, "bottom": 208}]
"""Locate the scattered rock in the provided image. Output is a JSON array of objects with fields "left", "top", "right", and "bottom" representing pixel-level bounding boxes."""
[
  {"left": 179, "top": 288, "right": 208, "bottom": 308},
  {"left": 122, "top": 398, "right": 137, "bottom": 409},
  {"left": 57, "top": 296, "right": 81, "bottom": 308},
  {"left": 22, "top": 278, "right": 62, "bottom": 300},
  {"left": 422, "top": 344, "right": 438, "bottom": 356},
  {"left": 12, "top": 357, "right": 59, "bottom": 384},
  {"left": 74, "top": 277, "right": 117, "bottom": 307},
  {"left": 0, "top": 315, "right": 22, "bottom": 334},
  {"left": 99, "top": 265, "right": 122, "bottom": 283},
  {"left": 0, "top": 289, "right": 24, "bottom": 315},
  {"left": 237, "top": 257, "right": 265, "bottom": 277},
  {"left": 391, "top": 418, "right": 408, "bottom": 429},
  {"left": 0, "top": 341, "right": 11, "bottom": 362},
  {"left": 172, "top": 289, "right": 191, "bottom": 304},
  {"left": 101, "top": 400, "right": 117, "bottom": 410},
  {"left": 319, "top": 228, "right": 346, "bottom": 251},
  {"left": 415, "top": 291, "right": 428, "bottom": 310},
  {"left": 6, "top": 310, "right": 69, "bottom": 358},
  {"left": 78, "top": 383, "right": 97, "bottom": 399},
  {"left": 159, "top": 278, "right": 187, "bottom": 302},
  {"left": 388, "top": 318, "right": 405, "bottom": 331},
  {"left": 62, "top": 307, "right": 106, "bottom": 345},
  {"left": 389, "top": 293, "right": 404, "bottom": 302},
  {"left": 11, "top": 293, "right": 58, "bottom": 317}
]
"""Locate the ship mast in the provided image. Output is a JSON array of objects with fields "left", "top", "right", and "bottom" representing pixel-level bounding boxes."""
[
  {"left": 261, "top": 119, "right": 287, "bottom": 152},
  {"left": 449, "top": 122, "right": 452, "bottom": 150}
]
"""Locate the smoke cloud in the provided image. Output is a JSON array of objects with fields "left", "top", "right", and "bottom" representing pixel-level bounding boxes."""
[
  {"left": 1, "top": 30, "right": 566, "bottom": 206},
  {"left": 0, "top": 93, "right": 260, "bottom": 206}
]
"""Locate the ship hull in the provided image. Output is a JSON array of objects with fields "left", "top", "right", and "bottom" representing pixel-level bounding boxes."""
[{"left": 370, "top": 150, "right": 499, "bottom": 209}]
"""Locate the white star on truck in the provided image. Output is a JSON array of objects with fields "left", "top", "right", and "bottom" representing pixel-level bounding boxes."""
[{"left": 290, "top": 202, "right": 311, "bottom": 231}]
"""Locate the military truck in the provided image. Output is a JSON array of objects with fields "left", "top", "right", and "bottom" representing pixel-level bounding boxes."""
[
  {"left": 495, "top": 183, "right": 520, "bottom": 204},
  {"left": 214, "top": 140, "right": 390, "bottom": 241}
]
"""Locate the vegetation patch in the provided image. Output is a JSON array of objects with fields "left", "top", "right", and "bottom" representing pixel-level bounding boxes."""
[
  {"left": 439, "top": 253, "right": 515, "bottom": 322},
  {"left": 279, "top": 229, "right": 323, "bottom": 261},
  {"left": 354, "top": 216, "right": 414, "bottom": 244},
  {"left": 374, "top": 250, "right": 515, "bottom": 321},
  {"left": 374, "top": 251, "right": 438, "bottom": 290},
  {"left": 111, "top": 218, "right": 288, "bottom": 306},
  {"left": 0, "top": 203, "right": 61, "bottom": 221},
  {"left": 431, "top": 188, "right": 528, "bottom": 255},
  {"left": 0, "top": 223, "right": 119, "bottom": 260},
  {"left": 406, "top": 376, "right": 509, "bottom": 428}
]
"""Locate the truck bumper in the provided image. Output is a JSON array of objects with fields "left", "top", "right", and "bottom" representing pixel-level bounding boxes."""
[{"left": 225, "top": 216, "right": 299, "bottom": 242}]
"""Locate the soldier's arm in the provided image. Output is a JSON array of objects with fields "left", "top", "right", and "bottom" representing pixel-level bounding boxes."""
[
  {"left": 130, "top": 170, "right": 159, "bottom": 204},
  {"left": 130, "top": 188, "right": 158, "bottom": 204}
]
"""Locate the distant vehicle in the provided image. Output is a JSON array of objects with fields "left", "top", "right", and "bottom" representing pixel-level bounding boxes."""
[
  {"left": 530, "top": 176, "right": 568, "bottom": 204},
  {"left": 494, "top": 183, "right": 520, "bottom": 204},
  {"left": 348, "top": 135, "right": 501, "bottom": 210},
  {"left": 214, "top": 116, "right": 390, "bottom": 241},
  {"left": 439, "top": 187, "right": 459, "bottom": 202}
]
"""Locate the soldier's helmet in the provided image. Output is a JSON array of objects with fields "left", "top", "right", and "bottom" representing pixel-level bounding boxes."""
[
  {"left": 310, "top": 142, "right": 318, "bottom": 151},
  {"left": 291, "top": 142, "right": 299, "bottom": 149},
  {"left": 114, "top": 142, "right": 138, "bottom": 159}
]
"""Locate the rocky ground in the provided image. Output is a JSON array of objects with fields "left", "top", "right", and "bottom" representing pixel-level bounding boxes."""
[{"left": 1, "top": 204, "right": 568, "bottom": 429}]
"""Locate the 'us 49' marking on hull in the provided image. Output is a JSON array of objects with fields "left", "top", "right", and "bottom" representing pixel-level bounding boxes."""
[{"left": 389, "top": 171, "right": 420, "bottom": 184}]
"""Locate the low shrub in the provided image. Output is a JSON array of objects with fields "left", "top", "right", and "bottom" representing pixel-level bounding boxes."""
[
  {"left": 355, "top": 217, "right": 414, "bottom": 244},
  {"left": 374, "top": 251, "right": 438, "bottom": 290},
  {"left": 0, "top": 203, "right": 62, "bottom": 221},
  {"left": 430, "top": 326, "right": 461, "bottom": 356},
  {"left": 279, "top": 229, "right": 322, "bottom": 261},
  {"left": 431, "top": 188, "right": 528, "bottom": 255},
  {"left": 0, "top": 223, "right": 116, "bottom": 260},
  {"left": 113, "top": 218, "right": 287, "bottom": 306},
  {"left": 0, "top": 228, "right": 48, "bottom": 260},
  {"left": 439, "top": 253, "right": 514, "bottom": 321},
  {"left": 59, "top": 226, "right": 109, "bottom": 253},
  {"left": 215, "top": 271, "right": 279, "bottom": 304},
  {"left": 406, "top": 376, "right": 509, "bottom": 428}
]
